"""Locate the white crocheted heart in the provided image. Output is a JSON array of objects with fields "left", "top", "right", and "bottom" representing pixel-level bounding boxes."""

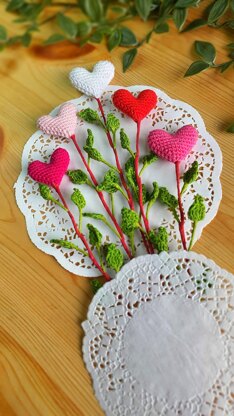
[{"left": 69, "top": 61, "right": 115, "bottom": 98}]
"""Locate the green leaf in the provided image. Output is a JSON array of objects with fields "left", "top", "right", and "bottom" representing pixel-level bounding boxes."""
[
  {"left": 227, "top": 122, "right": 234, "bottom": 133},
  {"left": 121, "top": 208, "right": 139, "bottom": 236},
  {"left": 71, "top": 188, "right": 86, "bottom": 210},
  {"left": 97, "top": 170, "right": 120, "bottom": 193},
  {"left": 140, "top": 152, "right": 158, "bottom": 174},
  {"left": 173, "top": 8, "right": 188, "bottom": 31},
  {"left": 120, "top": 128, "right": 134, "bottom": 155},
  {"left": 39, "top": 184, "right": 52, "bottom": 200},
  {"left": 184, "top": 61, "right": 210, "bottom": 77},
  {"left": 219, "top": 61, "right": 233, "bottom": 73},
  {"left": 208, "top": 0, "right": 229, "bottom": 23},
  {"left": 67, "top": 169, "right": 91, "bottom": 185},
  {"left": 108, "top": 29, "right": 121, "bottom": 51},
  {"left": 44, "top": 34, "right": 65, "bottom": 45},
  {"left": 89, "top": 31, "right": 103, "bottom": 43},
  {"left": 154, "top": 22, "right": 170, "bottom": 33},
  {"left": 158, "top": 187, "right": 178, "bottom": 213},
  {"left": 182, "top": 18, "right": 207, "bottom": 32},
  {"left": 125, "top": 156, "right": 138, "bottom": 195},
  {"left": 175, "top": 0, "right": 199, "bottom": 6},
  {"left": 188, "top": 194, "right": 206, "bottom": 222},
  {"left": 50, "top": 239, "right": 87, "bottom": 256},
  {"left": 195, "top": 40, "right": 216, "bottom": 63},
  {"left": 106, "top": 113, "right": 120, "bottom": 134},
  {"left": 104, "top": 243, "right": 124, "bottom": 272},
  {"left": 0, "top": 26, "right": 7, "bottom": 42},
  {"left": 56, "top": 13, "right": 77, "bottom": 38},
  {"left": 147, "top": 181, "right": 159, "bottom": 212},
  {"left": 6, "top": 0, "right": 24, "bottom": 11},
  {"left": 119, "top": 27, "right": 137, "bottom": 46},
  {"left": 77, "top": 21, "right": 91, "bottom": 37},
  {"left": 90, "top": 279, "right": 102, "bottom": 294},
  {"left": 181, "top": 160, "right": 199, "bottom": 194},
  {"left": 83, "top": 146, "right": 103, "bottom": 162},
  {"left": 79, "top": 0, "right": 104, "bottom": 22},
  {"left": 86, "top": 129, "right": 94, "bottom": 147},
  {"left": 122, "top": 48, "right": 137, "bottom": 72},
  {"left": 79, "top": 108, "right": 103, "bottom": 125},
  {"left": 149, "top": 227, "right": 168, "bottom": 253},
  {"left": 83, "top": 212, "right": 106, "bottom": 221},
  {"left": 21, "top": 32, "right": 31, "bottom": 47},
  {"left": 87, "top": 223, "right": 102, "bottom": 248},
  {"left": 227, "top": 43, "right": 234, "bottom": 49},
  {"left": 135, "top": 0, "right": 153, "bottom": 21}
]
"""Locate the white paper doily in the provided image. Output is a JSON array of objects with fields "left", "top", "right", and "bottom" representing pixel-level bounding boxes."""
[
  {"left": 15, "top": 86, "right": 222, "bottom": 277},
  {"left": 82, "top": 251, "right": 234, "bottom": 415}
]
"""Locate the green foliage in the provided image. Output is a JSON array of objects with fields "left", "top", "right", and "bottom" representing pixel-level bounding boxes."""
[
  {"left": 86, "top": 129, "right": 94, "bottom": 147},
  {"left": 158, "top": 187, "right": 178, "bottom": 209},
  {"left": 87, "top": 223, "right": 102, "bottom": 248},
  {"left": 67, "top": 169, "right": 91, "bottom": 186},
  {"left": 79, "top": 108, "right": 103, "bottom": 127},
  {"left": 71, "top": 189, "right": 86, "bottom": 210},
  {"left": 125, "top": 156, "right": 138, "bottom": 194},
  {"left": 135, "top": 0, "right": 153, "bottom": 21},
  {"left": 146, "top": 182, "right": 159, "bottom": 216},
  {"left": 188, "top": 195, "right": 206, "bottom": 222},
  {"left": 97, "top": 169, "right": 120, "bottom": 194},
  {"left": 122, "top": 48, "right": 137, "bottom": 72},
  {"left": 181, "top": 161, "right": 199, "bottom": 194},
  {"left": 140, "top": 152, "right": 158, "bottom": 175},
  {"left": 120, "top": 128, "right": 134, "bottom": 157},
  {"left": 83, "top": 145, "right": 103, "bottom": 162},
  {"left": 56, "top": 13, "right": 77, "bottom": 38},
  {"left": 121, "top": 208, "right": 139, "bottom": 236},
  {"left": 104, "top": 243, "right": 124, "bottom": 272},
  {"left": 50, "top": 239, "right": 88, "bottom": 256},
  {"left": 106, "top": 113, "right": 120, "bottom": 134},
  {"left": 39, "top": 184, "right": 66, "bottom": 210},
  {"left": 90, "top": 279, "right": 103, "bottom": 294},
  {"left": 149, "top": 227, "right": 169, "bottom": 253}
]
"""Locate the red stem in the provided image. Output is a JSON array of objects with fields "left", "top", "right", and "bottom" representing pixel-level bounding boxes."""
[
  {"left": 70, "top": 135, "right": 133, "bottom": 259},
  {"left": 53, "top": 185, "right": 111, "bottom": 282},
  {"left": 175, "top": 161, "right": 187, "bottom": 250},
  {"left": 135, "top": 122, "right": 154, "bottom": 254},
  {"left": 96, "top": 98, "right": 151, "bottom": 254}
]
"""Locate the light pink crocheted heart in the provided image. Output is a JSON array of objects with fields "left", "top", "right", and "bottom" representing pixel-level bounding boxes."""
[
  {"left": 148, "top": 125, "right": 198, "bottom": 163},
  {"left": 37, "top": 103, "right": 77, "bottom": 139},
  {"left": 28, "top": 148, "right": 70, "bottom": 187}
]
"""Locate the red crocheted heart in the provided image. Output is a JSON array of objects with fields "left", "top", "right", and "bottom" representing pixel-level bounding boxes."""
[
  {"left": 112, "top": 89, "right": 157, "bottom": 123},
  {"left": 28, "top": 148, "right": 70, "bottom": 187},
  {"left": 148, "top": 125, "right": 198, "bottom": 163}
]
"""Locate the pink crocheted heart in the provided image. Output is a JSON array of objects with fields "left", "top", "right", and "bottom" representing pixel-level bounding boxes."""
[
  {"left": 28, "top": 148, "right": 70, "bottom": 187},
  {"left": 37, "top": 103, "right": 77, "bottom": 139},
  {"left": 148, "top": 125, "right": 198, "bottom": 162}
]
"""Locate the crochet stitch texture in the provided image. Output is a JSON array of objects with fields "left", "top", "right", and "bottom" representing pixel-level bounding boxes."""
[
  {"left": 112, "top": 89, "right": 157, "bottom": 122},
  {"left": 37, "top": 103, "right": 77, "bottom": 139}
]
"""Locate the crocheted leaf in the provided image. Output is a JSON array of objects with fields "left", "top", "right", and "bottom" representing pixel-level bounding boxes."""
[
  {"left": 181, "top": 160, "right": 199, "bottom": 194},
  {"left": 79, "top": 108, "right": 103, "bottom": 126},
  {"left": 39, "top": 184, "right": 52, "bottom": 200},
  {"left": 50, "top": 239, "right": 87, "bottom": 255},
  {"left": 158, "top": 187, "right": 178, "bottom": 209},
  {"left": 188, "top": 195, "right": 206, "bottom": 222},
  {"left": 106, "top": 113, "right": 120, "bottom": 134},
  {"left": 91, "top": 279, "right": 103, "bottom": 294},
  {"left": 120, "top": 128, "right": 134, "bottom": 156},
  {"left": 149, "top": 227, "right": 168, "bottom": 253},
  {"left": 121, "top": 207, "right": 139, "bottom": 236},
  {"left": 83, "top": 212, "right": 106, "bottom": 221},
  {"left": 140, "top": 152, "right": 158, "bottom": 171},
  {"left": 147, "top": 181, "right": 159, "bottom": 211},
  {"left": 86, "top": 128, "right": 94, "bottom": 147},
  {"left": 97, "top": 169, "right": 120, "bottom": 193},
  {"left": 67, "top": 169, "right": 91, "bottom": 185},
  {"left": 83, "top": 145, "right": 103, "bottom": 162},
  {"left": 71, "top": 188, "right": 86, "bottom": 210},
  {"left": 125, "top": 156, "right": 138, "bottom": 192},
  {"left": 87, "top": 223, "right": 102, "bottom": 248},
  {"left": 104, "top": 243, "right": 124, "bottom": 272}
]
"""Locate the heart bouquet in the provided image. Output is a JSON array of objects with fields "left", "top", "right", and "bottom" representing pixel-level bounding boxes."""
[{"left": 15, "top": 61, "right": 233, "bottom": 415}]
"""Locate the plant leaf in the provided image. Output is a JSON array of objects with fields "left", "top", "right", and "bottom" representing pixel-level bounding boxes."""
[
  {"left": 135, "top": 0, "right": 153, "bottom": 21},
  {"left": 87, "top": 223, "right": 102, "bottom": 248},
  {"left": 208, "top": 0, "right": 229, "bottom": 23},
  {"left": 108, "top": 29, "right": 121, "bottom": 51},
  {"left": 104, "top": 243, "right": 124, "bottom": 272},
  {"left": 44, "top": 34, "right": 65, "bottom": 45},
  {"left": 77, "top": 21, "right": 91, "bottom": 37},
  {"left": 154, "top": 22, "right": 169, "bottom": 33},
  {"left": 219, "top": 61, "right": 233, "bottom": 73},
  {"left": 184, "top": 60, "right": 210, "bottom": 77},
  {"left": 122, "top": 48, "right": 137, "bottom": 72},
  {"left": 175, "top": 0, "right": 199, "bottom": 6},
  {"left": 79, "top": 0, "right": 104, "bottom": 22},
  {"left": 173, "top": 8, "right": 188, "bottom": 31},
  {"left": 195, "top": 40, "right": 216, "bottom": 63},
  {"left": 119, "top": 27, "right": 137, "bottom": 46},
  {"left": 188, "top": 195, "right": 206, "bottom": 222},
  {"left": 56, "top": 13, "right": 77, "bottom": 38},
  {"left": 6, "top": 0, "right": 24, "bottom": 11},
  {"left": 71, "top": 189, "right": 86, "bottom": 210},
  {"left": 0, "top": 26, "right": 7, "bottom": 42},
  {"left": 182, "top": 18, "right": 207, "bottom": 32}
]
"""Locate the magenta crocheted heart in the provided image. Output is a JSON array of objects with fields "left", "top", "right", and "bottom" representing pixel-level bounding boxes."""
[
  {"left": 148, "top": 125, "right": 198, "bottom": 162},
  {"left": 28, "top": 148, "right": 70, "bottom": 187},
  {"left": 37, "top": 103, "right": 77, "bottom": 139}
]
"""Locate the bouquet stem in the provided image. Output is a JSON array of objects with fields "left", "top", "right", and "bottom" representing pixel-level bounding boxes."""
[{"left": 175, "top": 161, "right": 187, "bottom": 250}]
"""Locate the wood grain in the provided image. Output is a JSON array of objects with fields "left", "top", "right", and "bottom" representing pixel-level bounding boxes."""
[{"left": 0, "top": 4, "right": 233, "bottom": 415}]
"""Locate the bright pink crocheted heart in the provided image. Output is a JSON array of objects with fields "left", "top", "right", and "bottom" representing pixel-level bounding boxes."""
[
  {"left": 28, "top": 148, "right": 70, "bottom": 187},
  {"left": 112, "top": 89, "right": 157, "bottom": 123},
  {"left": 148, "top": 125, "right": 198, "bottom": 162},
  {"left": 37, "top": 103, "right": 77, "bottom": 139}
]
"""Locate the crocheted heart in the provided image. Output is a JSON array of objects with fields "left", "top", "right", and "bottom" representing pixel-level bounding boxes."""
[
  {"left": 69, "top": 61, "right": 115, "bottom": 98},
  {"left": 148, "top": 125, "right": 198, "bottom": 163},
  {"left": 28, "top": 148, "right": 70, "bottom": 187},
  {"left": 112, "top": 89, "right": 157, "bottom": 123},
  {"left": 37, "top": 103, "right": 77, "bottom": 139}
]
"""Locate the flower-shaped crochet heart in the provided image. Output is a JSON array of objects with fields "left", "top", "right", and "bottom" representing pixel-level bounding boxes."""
[
  {"left": 28, "top": 148, "right": 70, "bottom": 187},
  {"left": 69, "top": 61, "right": 115, "bottom": 98},
  {"left": 37, "top": 103, "right": 77, "bottom": 139},
  {"left": 112, "top": 89, "right": 157, "bottom": 123},
  {"left": 148, "top": 125, "right": 198, "bottom": 163}
]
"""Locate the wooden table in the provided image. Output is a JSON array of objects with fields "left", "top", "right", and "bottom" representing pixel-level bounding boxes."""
[{"left": 0, "top": 4, "right": 233, "bottom": 415}]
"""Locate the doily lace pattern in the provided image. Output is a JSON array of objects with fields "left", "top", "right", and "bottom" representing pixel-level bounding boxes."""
[
  {"left": 15, "top": 87, "right": 222, "bottom": 277},
  {"left": 82, "top": 251, "right": 234, "bottom": 415}
]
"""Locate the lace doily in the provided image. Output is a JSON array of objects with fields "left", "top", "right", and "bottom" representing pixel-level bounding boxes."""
[
  {"left": 82, "top": 251, "right": 234, "bottom": 415},
  {"left": 15, "top": 86, "right": 222, "bottom": 277}
]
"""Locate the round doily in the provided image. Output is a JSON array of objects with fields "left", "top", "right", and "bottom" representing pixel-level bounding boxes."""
[
  {"left": 82, "top": 251, "right": 234, "bottom": 415},
  {"left": 14, "top": 86, "right": 222, "bottom": 277}
]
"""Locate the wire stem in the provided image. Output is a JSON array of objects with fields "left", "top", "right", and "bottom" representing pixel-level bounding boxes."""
[
  {"left": 175, "top": 161, "right": 187, "bottom": 250},
  {"left": 188, "top": 221, "right": 197, "bottom": 251}
]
